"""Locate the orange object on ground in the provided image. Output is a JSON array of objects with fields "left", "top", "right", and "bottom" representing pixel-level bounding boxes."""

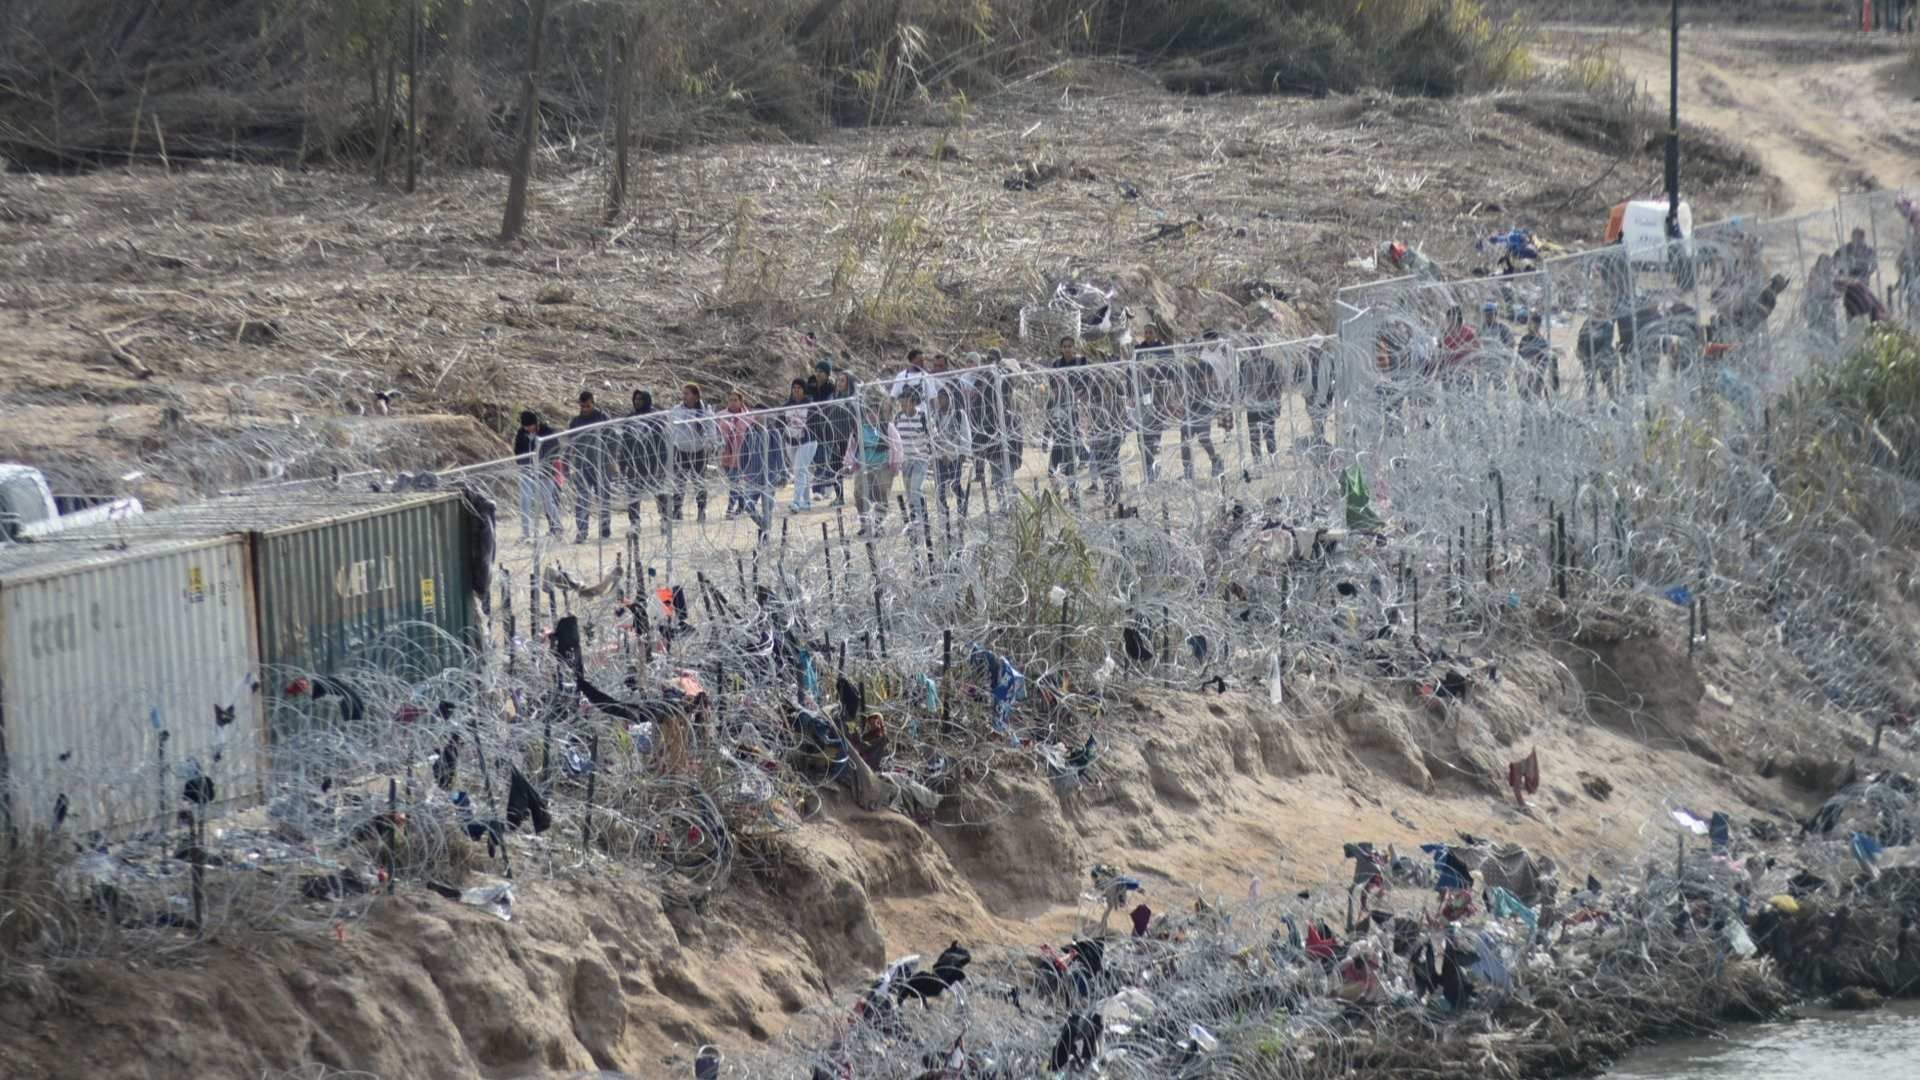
[{"left": 1605, "top": 202, "right": 1627, "bottom": 244}]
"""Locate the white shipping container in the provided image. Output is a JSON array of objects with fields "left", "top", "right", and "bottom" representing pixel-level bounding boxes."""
[{"left": 0, "top": 536, "right": 264, "bottom": 833}]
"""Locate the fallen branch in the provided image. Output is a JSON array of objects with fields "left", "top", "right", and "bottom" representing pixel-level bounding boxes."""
[{"left": 76, "top": 324, "right": 154, "bottom": 380}]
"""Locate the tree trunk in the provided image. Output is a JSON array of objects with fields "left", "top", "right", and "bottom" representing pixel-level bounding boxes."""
[
  {"left": 48, "top": 71, "right": 61, "bottom": 171},
  {"left": 500, "top": 0, "right": 551, "bottom": 243},
  {"left": 608, "top": 31, "right": 631, "bottom": 219},
  {"left": 406, "top": 0, "right": 419, "bottom": 193},
  {"left": 373, "top": 48, "right": 397, "bottom": 185}
]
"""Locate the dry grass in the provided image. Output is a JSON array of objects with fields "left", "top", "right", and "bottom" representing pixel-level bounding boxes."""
[{"left": 0, "top": 62, "right": 1770, "bottom": 499}]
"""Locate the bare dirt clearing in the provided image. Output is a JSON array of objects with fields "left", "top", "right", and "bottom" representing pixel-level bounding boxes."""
[{"left": 1550, "top": 22, "right": 1920, "bottom": 213}]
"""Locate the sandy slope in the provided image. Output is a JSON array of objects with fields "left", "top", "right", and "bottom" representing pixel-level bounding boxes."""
[{"left": 0, "top": 611, "right": 1882, "bottom": 1080}]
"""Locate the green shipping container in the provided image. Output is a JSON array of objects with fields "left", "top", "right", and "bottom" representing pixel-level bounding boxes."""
[{"left": 252, "top": 494, "right": 474, "bottom": 707}]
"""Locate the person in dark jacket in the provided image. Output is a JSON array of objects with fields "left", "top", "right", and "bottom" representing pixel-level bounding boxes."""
[
  {"left": 1241, "top": 348, "right": 1283, "bottom": 461},
  {"left": 1576, "top": 314, "right": 1617, "bottom": 404},
  {"left": 1047, "top": 337, "right": 1089, "bottom": 494},
  {"left": 1299, "top": 342, "right": 1335, "bottom": 447},
  {"left": 738, "top": 404, "right": 785, "bottom": 541},
  {"left": 622, "top": 389, "right": 672, "bottom": 531},
  {"left": 969, "top": 352, "right": 1020, "bottom": 498},
  {"left": 821, "top": 370, "right": 857, "bottom": 508},
  {"left": 513, "top": 409, "right": 562, "bottom": 538},
  {"left": 805, "top": 360, "right": 840, "bottom": 503},
  {"left": 567, "top": 391, "right": 612, "bottom": 543}
]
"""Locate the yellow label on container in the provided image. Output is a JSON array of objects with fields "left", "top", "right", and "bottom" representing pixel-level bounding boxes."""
[
  {"left": 186, "top": 565, "right": 206, "bottom": 603},
  {"left": 420, "top": 577, "right": 436, "bottom": 612}
]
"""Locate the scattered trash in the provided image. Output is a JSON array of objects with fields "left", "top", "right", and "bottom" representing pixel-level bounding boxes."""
[
  {"left": 1672, "top": 809, "right": 1710, "bottom": 835},
  {"left": 1580, "top": 772, "right": 1614, "bottom": 801}
]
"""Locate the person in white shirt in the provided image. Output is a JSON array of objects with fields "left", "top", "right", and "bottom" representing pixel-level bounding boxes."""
[
  {"left": 665, "top": 382, "right": 715, "bottom": 522},
  {"left": 890, "top": 348, "right": 930, "bottom": 402},
  {"left": 781, "top": 379, "right": 817, "bottom": 512}
]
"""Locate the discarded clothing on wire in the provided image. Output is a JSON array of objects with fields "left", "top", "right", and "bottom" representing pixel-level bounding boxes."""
[
  {"left": 1130, "top": 903, "right": 1153, "bottom": 938},
  {"left": 1506, "top": 749, "right": 1541, "bottom": 806},
  {"left": 1470, "top": 929, "right": 1511, "bottom": 991},
  {"left": 506, "top": 768, "right": 552, "bottom": 834},
  {"left": 791, "top": 647, "right": 819, "bottom": 702},
  {"left": 1305, "top": 921, "right": 1339, "bottom": 965},
  {"left": 1091, "top": 864, "right": 1142, "bottom": 909},
  {"left": 1439, "top": 888, "right": 1476, "bottom": 921},
  {"left": 1343, "top": 841, "right": 1389, "bottom": 887},
  {"left": 1463, "top": 843, "right": 1558, "bottom": 907},
  {"left": 1422, "top": 843, "right": 1475, "bottom": 892},
  {"left": 1851, "top": 831, "right": 1884, "bottom": 878},
  {"left": 1044, "top": 737, "right": 1099, "bottom": 794},
  {"left": 1672, "top": 809, "right": 1710, "bottom": 836},
  {"left": 970, "top": 644, "right": 1027, "bottom": 737},
  {"left": 795, "top": 709, "right": 851, "bottom": 782},
  {"left": 1709, "top": 810, "right": 1732, "bottom": 854},
  {"left": 1487, "top": 885, "right": 1538, "bottom": 931}
]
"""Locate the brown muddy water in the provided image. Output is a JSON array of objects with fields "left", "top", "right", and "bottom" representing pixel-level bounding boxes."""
[{"left": 1606, "top": 1000, "right": 1920, "bottom": 1079}]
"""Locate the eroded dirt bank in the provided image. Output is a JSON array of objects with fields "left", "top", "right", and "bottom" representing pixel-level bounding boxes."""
[{"left": 0, "top": 614, "right": 1883, "bottom": 1080}]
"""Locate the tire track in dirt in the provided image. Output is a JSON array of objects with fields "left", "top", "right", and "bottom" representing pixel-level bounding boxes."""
[{"left": 1550, "top": 24, "right": 1920, "bottom": 213}]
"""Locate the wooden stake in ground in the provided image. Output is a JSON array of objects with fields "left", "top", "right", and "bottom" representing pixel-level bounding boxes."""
[{"left": 500, "top": 0, "right": 551, "bottom": 242}]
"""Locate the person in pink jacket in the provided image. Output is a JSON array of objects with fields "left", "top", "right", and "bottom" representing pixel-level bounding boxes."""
[{"left": 717, "top": 389, "right": 750, "bottom": 518}]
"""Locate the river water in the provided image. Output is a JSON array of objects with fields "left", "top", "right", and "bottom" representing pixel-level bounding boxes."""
[{"left": 1606, "top": 1000, "right": 1920, "bottom": 1080}]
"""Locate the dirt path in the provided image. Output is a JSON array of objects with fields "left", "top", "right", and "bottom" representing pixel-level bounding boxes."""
[{"left": 1549, "top": 23, "right": 1920, "bottom": 213}]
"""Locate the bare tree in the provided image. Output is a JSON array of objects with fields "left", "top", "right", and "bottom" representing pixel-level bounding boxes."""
[
  {"left": 500, "top": 0, "right": 552, "bottom": 242},
  {"left": 405, "top": 0, "right": 419, "bottom": 193},
  {"left": 607, "top": 30, "right": 631, "bottom": 218},
  {"left": 373, "top": 46, "right": 396, "bottom": 185}
]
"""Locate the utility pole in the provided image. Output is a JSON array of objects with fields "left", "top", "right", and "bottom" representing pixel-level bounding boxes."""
[{"left": 1665, "top": 0, "right": 1681, "bottom": 240}]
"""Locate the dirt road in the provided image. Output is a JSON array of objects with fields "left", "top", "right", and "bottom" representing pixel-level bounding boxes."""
[{"left": 1551, "top": 22, "right": 1919, "bottom": 213}]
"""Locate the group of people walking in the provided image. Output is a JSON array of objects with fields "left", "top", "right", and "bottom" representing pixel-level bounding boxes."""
[
  {"left": 514, "top": 383, "right": 725, "bottom": 543},
  {"left": 511, "top": 331, "right": 1344, "bottom": 544}
]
